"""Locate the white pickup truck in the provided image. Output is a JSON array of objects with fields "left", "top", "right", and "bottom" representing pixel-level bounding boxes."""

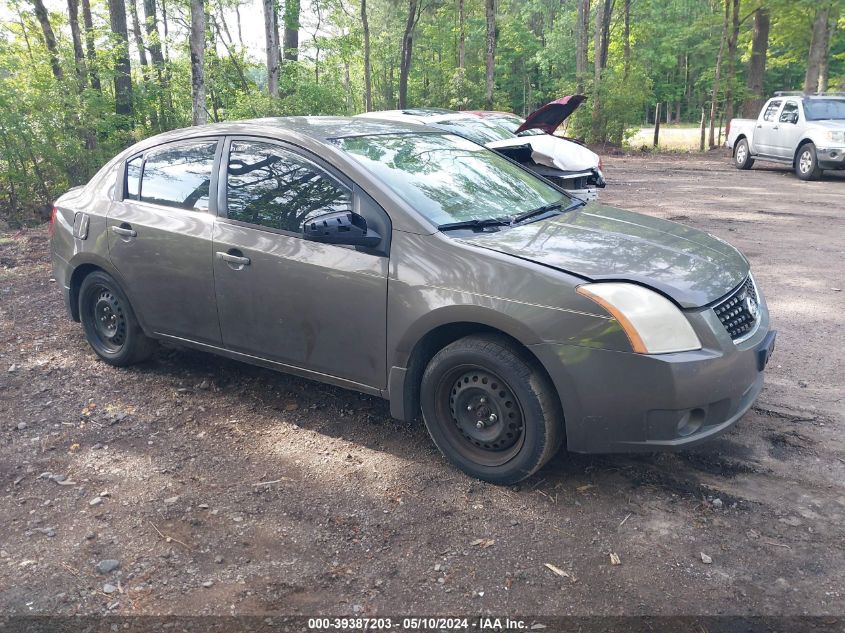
[{"left": 726, "top": 93, "right": 845, "bottom": 180}]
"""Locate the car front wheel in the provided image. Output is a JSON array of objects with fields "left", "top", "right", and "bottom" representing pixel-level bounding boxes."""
[
  {"left": 79, "top": 270, "right": 154, "bottom": 366},
  {"left": 796, "top": 143, "right": 823, "bottom": 181},
  {"left": 420, "top": 334, "right": 564, "bottom": 484},
  {"left": 734, "top": 138, "right": 754, "bottom": 170}
]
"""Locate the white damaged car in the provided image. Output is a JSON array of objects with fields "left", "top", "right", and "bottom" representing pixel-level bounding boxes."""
[{"left": 357, "top": 97, "right": 605, "bottom": 200}]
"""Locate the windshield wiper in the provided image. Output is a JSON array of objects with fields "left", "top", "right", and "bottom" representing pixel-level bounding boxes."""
[
  {"left": 511, "top": 198, "right": 585, "bottom": 225},
  {"left": 438, "top": 217, "right": 512, "bottom": 231}
]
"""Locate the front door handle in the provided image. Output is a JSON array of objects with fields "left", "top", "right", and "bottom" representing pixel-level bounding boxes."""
[
  {"left": 216, "top": 251, "right": 251, "bottom": 266},
  {"left": 772, "top": 125, "right": 779, "bottom": 130},
  {"left": 112, "top": 225, "right": 137, "bottom": 238}
]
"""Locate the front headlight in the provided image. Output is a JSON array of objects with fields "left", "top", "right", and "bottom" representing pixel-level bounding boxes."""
[
  {"left": 577, "top": 283, "right": 701, "bottom": 354},
  {"left": 825, "top": 130, "right": 845, "bottom": 144}
]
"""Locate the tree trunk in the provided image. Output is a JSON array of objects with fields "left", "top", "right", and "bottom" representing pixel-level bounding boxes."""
[
  {"left": 235, "top": 4, "right": 244, "bottom": 48},
  {"left": 817, "top": 6, "right": 837, "bottom": 92},
  {"left": 31, "top": 0, "right": 64, "bottom": 82},
  {"left": 599, "top": 0, "right": 611, "bottom": 70},
  {"left": 804, "top": 4, "right": 831, "bottom": 94},
  {"left": 591, "top": 0, "right": 606, "bottom": 140},
  {"left": 262, "top": 0, "right": 279, "bottom": 97},
  {"left": 743, "top": 8, "right": 769, "bottom": 117},
  {"left": 398, "top": 0, "right": 418, "bottom": 109},
  {"left": 80, "top": 0, "right": 101, "bottom": 90},
  {"left": 128, "top": 0, "right": 150, "bottom": 77},
  {"left": 723, "top": 0, "right": 739, "bottom": 134},
  {"left": 623, "top": 0, "right": 630, "bottom": 79},
  {"left": 362, "top": 0, "right": 372, "bottom": 111},
  {"left": 67, "top": 0, "right": 88, "bottom": 91},
  {"left": 108, "top": 0, "right": 133, "bottom": 118},
  {"left": 458, "top": 0, "right": 465, "bottom": 70},
  {"left": 575, "top": 0, "right": 589, "bottom": 93},
  {"left": 484, "top": 0, "right": 495, "bottom": 109},
  {"left": 189, "top": 0, "right": 206, "bottom": 125},
  {"left": 708, "top": 0, "right": 729, "bottom": 149},
  {"left": 282, "top": 0, "right": 300, "bottom": 61}
]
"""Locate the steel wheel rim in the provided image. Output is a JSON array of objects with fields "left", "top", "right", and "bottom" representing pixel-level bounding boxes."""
[
  {"left": 736, "top": 144, "right": 747, "bottom": 164},
  {"left": 434, "top": 364, "right": 525, "bottom": 467},
  {"left": 88, "top": 285, "right": 127, "bottom": 353},
  {"left": 799, "top": 151, "right": 812, "bottom": 174}
]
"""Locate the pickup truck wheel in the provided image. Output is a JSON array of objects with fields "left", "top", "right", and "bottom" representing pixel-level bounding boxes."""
[
  {"left": 734, "top": 139, "right": 754, "bottom": 170},
  {"left": 420, "top": 334, "right": 564, "bottom": 485},
  {"left": 796, "top": 143, "right": 823, "bottom": 181},
  {"left": 79, "top": 271, "right": 155, "bottom": 366}
]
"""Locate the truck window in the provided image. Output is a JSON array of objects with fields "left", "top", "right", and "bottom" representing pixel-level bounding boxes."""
[
  {"left": 762, "top": 100, "right": 782, "bottom": 122},
  {"left": 779, "top": 102, "right": 799, "bottom": 124}
]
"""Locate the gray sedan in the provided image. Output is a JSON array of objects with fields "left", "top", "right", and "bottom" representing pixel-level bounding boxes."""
[{"left": 50, "top": 117, "right": 776, "bottom": 484}]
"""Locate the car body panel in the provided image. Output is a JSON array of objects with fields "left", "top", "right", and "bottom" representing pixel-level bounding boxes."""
[
  {"left": 51, "top": 116, "right": 772, "bottom": 457},
  {"left": 457, "top": 204, "right": 749, "bottom": 308},
  {"left": 514, "top": 95, "right": 587, "bottom": 134},
  {"left": 486, "top": 133, "right": 599, "bottom": 173}
]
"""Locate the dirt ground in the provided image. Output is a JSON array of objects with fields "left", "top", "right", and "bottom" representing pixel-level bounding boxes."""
[{"left": 1, "top": 152, "right": 843, "bottom": 618}]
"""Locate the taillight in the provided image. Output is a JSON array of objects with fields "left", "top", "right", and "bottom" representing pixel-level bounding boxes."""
[
  {"left": 49, "top": 206, "right": 57, "bottom": 237},
  {"left": 598, "top": 157, "right": 604, "bottom": 172}
]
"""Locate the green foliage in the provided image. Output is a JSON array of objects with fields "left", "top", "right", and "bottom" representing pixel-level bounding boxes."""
[{"left": 1, "top": 0, "right": 843, "bottom": 225}]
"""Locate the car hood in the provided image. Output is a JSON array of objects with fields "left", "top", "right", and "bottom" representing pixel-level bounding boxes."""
[
  {"left": 515, "top": 95, "right": 587, "bottom": 134},
  {"left": 486, "top": 134, "right": 599, "bottom": 173},
  {"left": 808, "top": 119, "right": 845, "bottom": 131},
  {"left": 459, "top": 204, "right": 749, "bottom": 308}
]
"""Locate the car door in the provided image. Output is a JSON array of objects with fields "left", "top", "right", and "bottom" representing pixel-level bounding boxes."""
[
  {"left": 754, "top": 100, "right": 782, "bottom": 155},
  {"left": 212, "top": 137, "right": 389, "bottom": 390},
  {"left": 107, "top": 138, "right": 223, "bottom": 345},
  {"left": 773, "top": 101, "right": 803, "bottom": 158}
]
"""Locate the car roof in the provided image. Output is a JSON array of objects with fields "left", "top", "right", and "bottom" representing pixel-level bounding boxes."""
[{"left": 131, "top": 116, "right": 435, "bottom": 150}]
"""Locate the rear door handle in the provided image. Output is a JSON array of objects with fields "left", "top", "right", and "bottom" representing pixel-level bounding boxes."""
[
  {"left": 111, "top": 226, "right": 137, "bottom": 237},
  {"left": 772, "top": 125, "right": 779, "bottom": 130},
  {"left": 216, "top": 251, "right": 251, "bottom": 266}
]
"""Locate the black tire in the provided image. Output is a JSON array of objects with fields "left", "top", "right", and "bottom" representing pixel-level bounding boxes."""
[
  {"left": 795, "top": 142, "right": 823, "bottom": 181},
  {"left": 78, "top": 270, "right": 154, "bottom": 366},
  {"left": 420, "top": 334, "right": 564, "bottom": 485},
  {"left": 734, "top": 138, "right": 754, "bottom": 170}
]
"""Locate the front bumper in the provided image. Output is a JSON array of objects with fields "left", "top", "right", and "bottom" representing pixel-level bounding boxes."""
[
  {"left": 530, "top": 301, "right": 774, "bottom": 453},
  {"left": 816, "top": 146, "right": 845, "bottom": 170}
]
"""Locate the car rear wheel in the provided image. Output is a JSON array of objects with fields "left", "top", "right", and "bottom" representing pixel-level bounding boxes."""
[
  {"left": 420, "top": 334, "right": 564, "bottom": 484},
  {"left": 796, "top": 143, "right": 823, "bottom": 181},
  {"left": 79, "top": 271, "right": 154, "bottom": 366},
  {"left": 734, "top": 139, "right": 754, "bottom": 170}
]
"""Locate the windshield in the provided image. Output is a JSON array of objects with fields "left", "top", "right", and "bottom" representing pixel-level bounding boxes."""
[
  {"left": 333, "top": 133, "right": 567, "bottom": 226},
  {"left": 430, "top": 118, "right": 515, "bottom": 144},
  {"left": 804, "top": 99, "right": 845, "bottom": 121}
]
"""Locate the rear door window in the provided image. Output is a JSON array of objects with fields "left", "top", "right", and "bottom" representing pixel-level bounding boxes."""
[
  {"left": 139, "top": 141, "right": 218, "bottom": 211},
  {"left": 225, "top": 141, "right": 352, "bottom": 233}
]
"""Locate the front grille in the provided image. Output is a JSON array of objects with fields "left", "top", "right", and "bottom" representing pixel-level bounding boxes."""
[{"left": 713, "top": 276, "right": 759, "bottom": 341}]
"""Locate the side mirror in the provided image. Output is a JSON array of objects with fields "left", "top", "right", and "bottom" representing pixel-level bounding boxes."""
[{"left": 303, "top": 211, "right": 381, "bottom": 248}]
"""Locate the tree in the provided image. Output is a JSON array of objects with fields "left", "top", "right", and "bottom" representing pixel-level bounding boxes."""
[
  {"left": 399, "top": 0, "right": 419, "bottom": 109},
  {"left": 484, "top": 0, "right": 495, "bottom": 109},
  {"left": 575, "top": 0, "right": 589, "bottom": 93},
  {"left": 107, "top": 0, "right": 133, "bottom": 118},
  {"left": 189, "top": 0, "right": 206, "bottom": 124},
  {"left": 362, "top": 0, "right": 372, "bottom": 111},
  {"left": 708, "top": 0, "right": 729, "bottom": 149},
  {"left": 458, "top": 0, "right": 465, "bottom": 70},
  {"left": 31, "top": 0, "right": 64, "bottom": 82},
  {"left": 128, "top": 0, "right": 150, "bottom": 78},
  {"left": 67, "top": 0, "right": 88, "bottom": 91},
  {"left": 80, "top": 0, "right": 101, "bottom": 91},
  {"left": 805, "top": 4, "right": 832, "bottom": 94},
  {"left": 591, "top": 0, "right": 611, "bottom": 140},
  {"left": 744, "top": 8, "right": 769, "bottom": 117},
  {"left": 262, "top": 0, "right": 280, "bottom": 97},
  {"left": 723, "top": 0, "right": 739, "bottom": 131},
  {"left": 283, "top": 0, "right": 300, "bottom": 61}
]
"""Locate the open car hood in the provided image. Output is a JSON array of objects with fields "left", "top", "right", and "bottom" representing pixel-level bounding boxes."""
[
  {"left": 459, "top": 204, "right": 749, "bottom": 308},
  {"left": 515, "top": 95, "right": 587, "bottom": 135}
]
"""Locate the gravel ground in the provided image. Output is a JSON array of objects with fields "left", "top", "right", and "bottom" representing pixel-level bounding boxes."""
[{"left": 1, "top": 151, "right": 843, "bottom": 617}]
